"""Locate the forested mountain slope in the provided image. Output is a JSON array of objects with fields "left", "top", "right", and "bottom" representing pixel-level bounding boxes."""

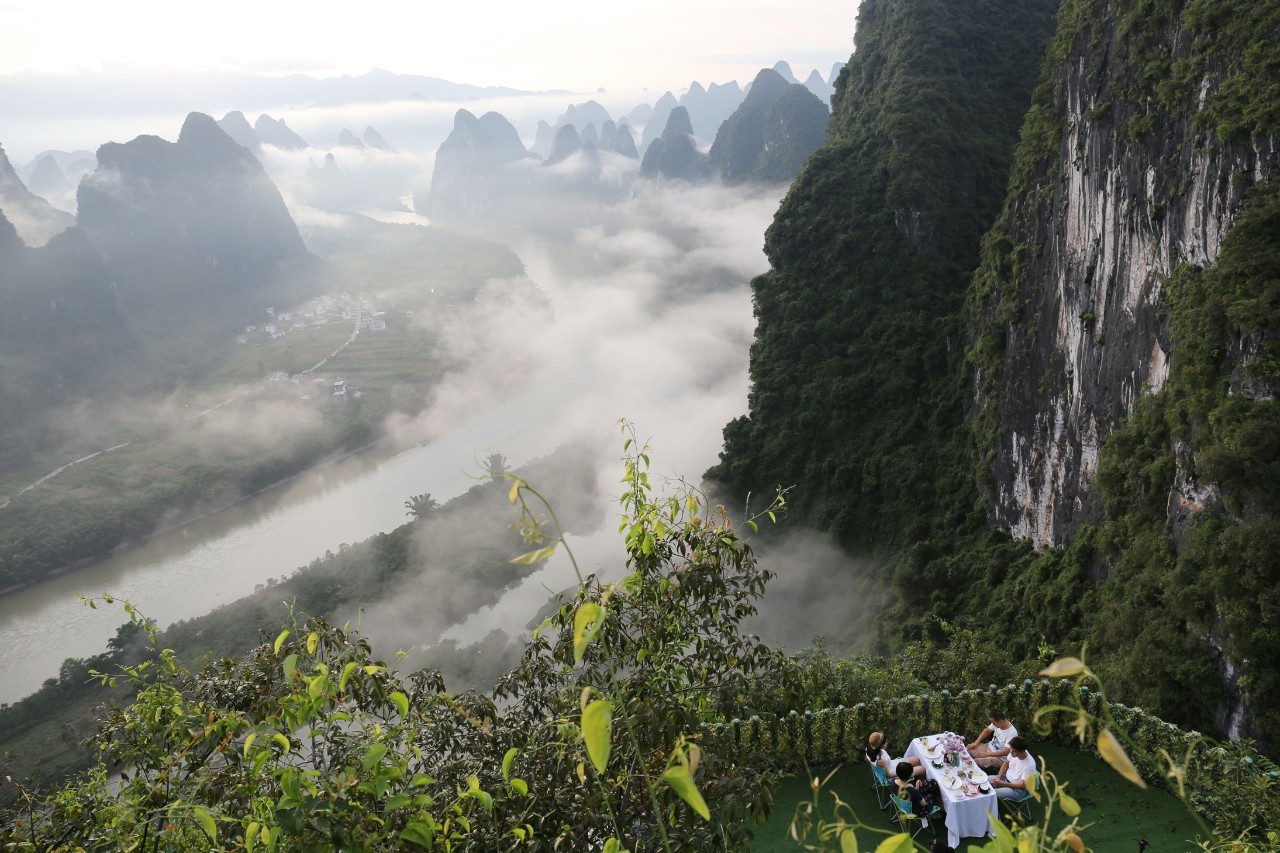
[
  {"left": 970, "top": 0, "right": 1280, "bottom": 743},
  {"left": 709, "top": 0, "right": 1058, "bottom": 547},
  {"left": 714, "top": 0, "right": 1280, "bottom": 748}
]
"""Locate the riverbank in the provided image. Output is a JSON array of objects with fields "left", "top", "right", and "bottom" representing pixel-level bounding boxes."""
[{"left": 0, "top": 437, "right": 389, "bottom": 600}]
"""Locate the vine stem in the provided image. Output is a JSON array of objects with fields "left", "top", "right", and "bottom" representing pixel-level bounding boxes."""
[{"left": 620, "top": 713, "right": 673, "bottom": 853}]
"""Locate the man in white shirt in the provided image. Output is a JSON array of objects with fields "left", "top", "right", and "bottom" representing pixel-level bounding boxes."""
[
  {"left": 968, "top": 709, "right": 1019, "bottom": 769},
  {"left": 990, "top": 736, "right": 1035, "bottom": 800}
]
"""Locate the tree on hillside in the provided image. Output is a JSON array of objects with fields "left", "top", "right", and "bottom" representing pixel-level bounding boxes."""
[{"left": 404, "top": 492, "right": 439, "bottom": 519}]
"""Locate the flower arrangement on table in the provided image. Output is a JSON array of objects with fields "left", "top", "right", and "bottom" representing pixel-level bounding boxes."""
[{"left": 940, "top": 732, "right": 967, "bottom": 766}]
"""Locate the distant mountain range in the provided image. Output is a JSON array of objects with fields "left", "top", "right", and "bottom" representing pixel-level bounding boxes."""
[
  {"left": 425, "top": 64, "right": 833, "bottom": 219},
  {"left": 0, "top": 113, "right": 318, "bottom": 442},
  {"left": 0, "top": 68, "right": 565, "bottom": 119}
]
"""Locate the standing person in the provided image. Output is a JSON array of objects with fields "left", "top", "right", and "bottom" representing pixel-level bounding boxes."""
[
  {"left": 865, "top": 732, "right": 924, "bottom": 779},
  {"left": 989, "top": 736, "right": 1036, "bottom": 799},
  {"left": 967, "top": 710, "right": 1018, "bottom": 769}
]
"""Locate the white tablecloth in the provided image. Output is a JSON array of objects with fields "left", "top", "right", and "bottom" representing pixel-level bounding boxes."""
[{"left": 905, "top": 734, "right": 998, "bottom": 849}]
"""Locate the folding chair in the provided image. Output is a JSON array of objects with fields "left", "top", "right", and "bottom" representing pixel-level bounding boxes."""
[
  {"left": 868, "top": 762, "right": 894, "bottom": 811},
  {"left": 891, "top": 793, "right": 941, "bottom": 839},
  {"left": 1000, "top": 789, "right": 1033, "bottom": 822}
]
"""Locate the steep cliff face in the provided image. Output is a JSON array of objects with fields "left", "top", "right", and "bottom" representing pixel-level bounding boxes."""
[
  {"left": 972, "top": 0, "right": 1280, "bottom": 549},
  {"left": 971, "top": 0, "right": 1280, "bottom": 742}
]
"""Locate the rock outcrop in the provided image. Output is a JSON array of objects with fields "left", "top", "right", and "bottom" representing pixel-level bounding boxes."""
[
  {"left": 544, "top": 124, "right": 583, "bottom": 166},
  {"left": 28, "top": 155, "right": 74, "bottom": 208},
  {"left": 77, "top": 112, "right": 309, "bottom": 344},
  {"left": 709, "top": 68, "right": 829, "bottom": 184},
  {"left": 803, "top": 69, "right": 833, "bottom": 104},
  {"left": 337, "top": 128, "right": 365, "bottom": 149},
  {"left": 254, "top": 114, "right": 309, "bottom": 149},
  {"left": 639, "top": 107, "right": 709, "bottom": 182},
  {"left": 639, "top": 92, "right": 679, "bottom": 155},
  {"left": 218, "top": 111, "right": 261, "bottom": 151},
  {"left": 363, "top": 126, "right": 394, "bottom": 151},
  {"left": 680, "top": 80, "right": 746, "bottom": 141},
  {"left": 422, "top": 109, "right": 536, "bottom": 219},
  {"left": 0, "top": 143, "right": 75, "bottom": 246}
]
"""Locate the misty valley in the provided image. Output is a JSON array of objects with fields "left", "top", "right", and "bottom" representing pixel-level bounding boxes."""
[{"left": 4, "top": 1, "right": 1280, "bottom": 850}]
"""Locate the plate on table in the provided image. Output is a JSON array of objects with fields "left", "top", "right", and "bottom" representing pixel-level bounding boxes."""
[{"left": 943, "top": 775, "right": 962, "bottom": 790}]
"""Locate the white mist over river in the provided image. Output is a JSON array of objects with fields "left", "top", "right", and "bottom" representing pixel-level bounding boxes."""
[{"left": 0, "top": 182, "right": 780, "bottom": 706}]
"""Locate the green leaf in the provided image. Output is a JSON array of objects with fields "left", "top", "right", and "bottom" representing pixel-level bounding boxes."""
[
  {"left": 1040, "top": 656, "right": 1086, "bottom": 677},
  {"left": 273, "top": 629, "right": 290, "bottom": 656},
  {"left": 386, "top": 793, "right": 411, "bottom": 810},
  {"left": 305, "top": 632, "right": 318, "bottom": 655},
  {"left": 390, "top": 691, "right": 409, "bottom": 719},
  {"left": 661, "top": 764, "right": 710, "bottom": 820},
  {"left": 502, "top": 747, "right": 518, "bottom": 783},
  {"left": 192, "top": 806, "right": 216, "bottom": 843},
  {"left": 987, "top": 813, "right": 1017, "bottom": 852},
  {"left": 839, "top": 829, "right": 857, "bottom": 853},
  {"left": 363, "top": 743, "right": 388, "bottom": 770},
  {"left": 509, "top": 778, "right": 528, "bottom": 796},
  {"left": 282, "top": 653, "right": 298, "bottom": 682},
  {"left": 1060, "top": 791, "right": 1081, "bottom": 816},
  {"left": 271, "top": 733, "right": 291, "bottom": 754},
  {"left": 339, "top": 661, "right": 359, "bottom": 692},
  {"left": 363, "top": 665, "right": 383, "bottom": 676},
  {"left": 510, "top": 546, "right": 555, "bottom": 565},
  {"left": 603, "top": 839, "right": 622, "bottom": 853},
  {"left": 245, "top": 821, "right": 259, "bottom": 853},
  {"left": 582, "top": 699, "right": 612, "bottom": 775},
  {"left": 400, "top": 821, "right": 436, "bottom": 849},
  {"left": 1098, "top": 728, "right": 1147, "bottom": 788},
  {"left": 573, "top": 602, "right": 604, "bottom": 663},
  {"left": 243, "top": 732, "right": 257, "bottom": 758},
  {"left": 874, "top": 834, "right": 913, "bottom": 853}
]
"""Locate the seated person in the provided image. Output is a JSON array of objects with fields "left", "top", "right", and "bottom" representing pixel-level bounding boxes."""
[
  {"left": 864, "top": 732, "right": 924, "bottom": 779},
  {"left": 989, "top": 736, "right": 1036, "bottom": 799},
  {"left": 894, "top": 761, "right": 940, "bottom": 818},
  {"left": 967, "top": 709, "right": 1019, "bottom": 769}
]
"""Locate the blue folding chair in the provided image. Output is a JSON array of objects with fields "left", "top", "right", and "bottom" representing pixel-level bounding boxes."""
[
  {"left": 1000, "top": 789, "right": 1034, "bottom": 822},
  {"left": 890, "top": 792, "right": 941, "bottom": 839},
  {"left": 868, "top": 761, "right": 894, "bottom": 811}
]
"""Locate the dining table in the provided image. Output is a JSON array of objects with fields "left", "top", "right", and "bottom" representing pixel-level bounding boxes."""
[{"left": 904, "top": 733, "right": 999, "bottom": 849}]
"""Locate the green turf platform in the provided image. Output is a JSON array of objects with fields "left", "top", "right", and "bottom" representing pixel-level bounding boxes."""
[{"left": 751, "top": 742, "right": 1207, "bottom": 851}]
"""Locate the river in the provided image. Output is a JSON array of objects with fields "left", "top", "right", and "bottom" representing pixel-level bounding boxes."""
[
  {"left": 0, "top": 418, "right": 542, "bottom": 706},
  {"left": 0, "top": 182, "right": 777, "bottom": 707}
]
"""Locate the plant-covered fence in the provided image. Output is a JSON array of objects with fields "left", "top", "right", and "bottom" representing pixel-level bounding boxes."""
[{"left": 707, "top": 678, "right": 1280, "bottom": 834}]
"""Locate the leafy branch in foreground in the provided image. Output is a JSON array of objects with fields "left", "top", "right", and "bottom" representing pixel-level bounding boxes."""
[{"left": 1, "top": 425, "right": 794, "bottom": 851}]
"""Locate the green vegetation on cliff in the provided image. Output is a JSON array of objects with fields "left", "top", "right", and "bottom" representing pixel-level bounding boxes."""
[
  {"left": 713, "top": 0, "right": 1280, "bottom": 750},
  {"left": 965, "top": 0, "right": 1280, "bottom": 744},
  {"left": 1090, "top": 177, "right": 1280, "bottom": 741},
  {"left": 709, "top": 0, "right": 1058, "bottom": 547}
]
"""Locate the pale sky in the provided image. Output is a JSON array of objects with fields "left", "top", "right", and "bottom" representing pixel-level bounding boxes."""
[{"left": 0, "top": 0, "right": 859, "bottom": 92}]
